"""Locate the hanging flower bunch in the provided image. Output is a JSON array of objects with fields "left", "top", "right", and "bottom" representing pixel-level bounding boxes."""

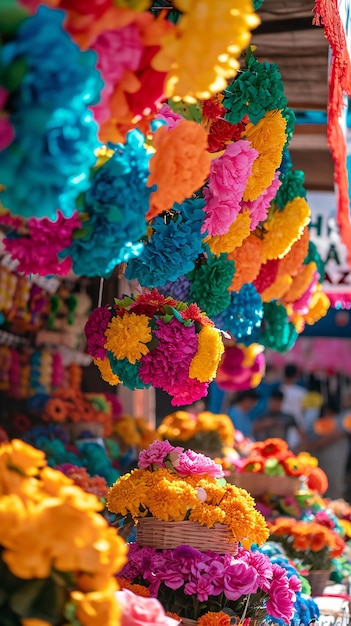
[
  {"left": 85, "top": 289, "right": 225, "bottom": 406},
  {"left": 157, "top": 410, "right": 235, "bottom": 452},
  {"left": 117, "top": 543, "right": 300, "bottom": 624},
  {"left": 41, "top": 387, "right": 113, "bottom": 436},
  {"left": 0, "top": 5, "right": 102, "bottom": 220},
  {"left": 215, "top": 342, "right": 266, "bottom": 391},
  {"left": 107, "top": 440, "right": 269, "bottom": 547},
  {"left": 0, "top": 439, "right": 127, "bottom": 625},
  {"left": 268, "top": 517, "right": 345, "bottom": 571}
]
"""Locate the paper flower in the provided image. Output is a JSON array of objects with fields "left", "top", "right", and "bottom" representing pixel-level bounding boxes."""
[
  {"left": 241, "top": 171, "right": 282, "bottom": 230},
  {"left": 125, "top": 197, "right": 206, "bottom": 287},
  {"left": 0, "top": 6, "right": 102, "bottom": 220},
  {"left": 221, "top": 284, "right": 263, "bottom": 344},
  {"left": 189, "top": 325, "right": 225, "bottom": 383},
  {"left": 151, "top": 0, "right": 260, "bottom": 101},
  {"left": 242, "top": 110, "right": 287, "bottom": 201},
  {"left": 228, "top": 235, "right": 263, "bottom": 291},
  {"left": 261, "top": 198, "right": 311, "bottom": 261},
  {"left": 304, "top": 241, "right": 326, "bottom": 282},
  {"left": 275, "top": 169, "right": 307, "bottom": 210},
  {"left": 216, "top": 343, "right": 265, "bottom": 392},
  {"left": 61, "top": 129, "right": 152, "bottom": 277},
  {"left": 202, "top": 140, "right": 258, "bottom": 236},
  {"left": 105, "top": 313, "right": 152, "bottom": 364},
  {"left": 278, "top": 227, "right": 310, "bottom": 277},
  {"left": 261, "top": 302, "right": 298, "bottom": 353},
  {"left": 205, "top": 211, "right": 251, "bottom": 256},
  {"left": 189, "top": 253, "right": 235, "bottom": 317},
  {"left": 147, "top": 120, "right": 210, "bottom": 219},
  {"left": 223, "top": 55, "right": 287, "bottom": 125},
  {"left": 253, "top": 259, "right": 280, "bottom": 294},
  {"left": 85, "top": 307, "right": 113, "bottom": 361},
  {"left": 158, "top": 276, "right": 191, "bottom": 301}
]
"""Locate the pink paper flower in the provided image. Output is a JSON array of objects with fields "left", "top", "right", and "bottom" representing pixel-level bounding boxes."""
[
  {"left": 242, "top": 171, "right": 282, "bottom": 230},
  {"left": 138, "top": 440, "right": 183, "bottom": 469},
  {"left": 175, "top": 449, "right": 224, "bottom": 478},
  {"left": 202, "top": 140, "right": 257, "bottom": 236},
  {"left": 290, "top": 271, "right": 319, "bottom": 315},
  {"left": 241, "top": 550, "right": 273, "bottom": 592},
  {"left": 156, "top": 103, "right": 183, "bottom": 129},
  {"left": 0, "top": 116, "right": 15, "bottom": 151},
  {"left": 223, "top": 561, "right": 260, "bottom": 600},
  {"left": 116, "top": 589, "right": 180, "bottom": 626},
  {"left": 266, "top": 564, "right": 297, "bottom": 623},
  {"left": 85, "top": 306, "right": 112, "bottom": 360},
  {"left": 184, "top": 574, "right": 215, "bottom": 602},
  {"left": 166, "top": 377, "right": 209, "bottom": 407}
]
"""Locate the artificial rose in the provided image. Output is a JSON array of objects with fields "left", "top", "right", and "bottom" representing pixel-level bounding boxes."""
[
  {"left": 138, "top": 440, "right": 183, "bottom": 469},
  {"left": 116, "top": 588, "right": 180, "bottom": 626},
  {"left": 223, "top": 561, "right": 259, "bottom": 600}
]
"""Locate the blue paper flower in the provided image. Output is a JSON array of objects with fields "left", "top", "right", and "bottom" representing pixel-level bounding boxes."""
[
  {"left": 61, "top": 129, "right": 152, "bottom": 277},
  {"left": 0, "top": 6, "right": 102, "bottom": 219},
  {"left": 222, "top": 284, "right": 263, "bottom": 344},
  {"left": 125, "top": 197, "right": 206, "bottom": 287}
]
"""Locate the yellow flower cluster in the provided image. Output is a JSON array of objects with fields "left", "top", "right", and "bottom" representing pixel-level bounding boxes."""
[
  {"left": 158, "top": 410, "right": 235, "bottom": 447},
  {"left": 205, "top": 211, "right": 251, "bottom": 256},
  {"left": 107, "top": 466, "right": 268, "bottom": 547},
  {"left": 112, "top": 414, "right": 159, "bottom": 449},
  {"left": 152, "top": 0, "right": 260, "bottom": 101},
  {"left": 104, "top": 312, "right": 152, "bottom": 364},
  {"left": 189, "top": 325, "right": 225, "bottom": 382},
  {"left": 0, "top": 440, "right": 127, "bottom": 626},
  {"left": 261, "top": 197, "right": 311, "bottom": 262}
]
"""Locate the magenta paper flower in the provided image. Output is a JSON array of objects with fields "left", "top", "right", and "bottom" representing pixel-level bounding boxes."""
[
  {"left": 241, "top": 171, "right": 282, "bottom": 230},
  {"left": 223, "top": 561, "right": 259, "bottom": 600},
  {"left": 184, "top": 574, "right": 215, "bottom": 603},
  {"left": 241, "top": 550, "right": 273, "bottom": 592},
  {"left": 290, "top": 271, "right": 319, "bottom": 315},
  {"left": 166, "top": 377, "right": 209, "bottom": 407},
  {"left": 138, "top": 440, "right": 183, "bottom": 469},
  {"left": 266, "top": 563, "right": 297, "bottom": 623},
  {"left": 84, "top": 306, "right": 112, "bottom": 360},
  {"left": 202, "top": 140, "right": 257, "bottom": 236},
  {"left": 175, "top": 449, "right": 224, "bottom": 478},
  {"left": 139, "top": 318, "right": 199, "bottom": 398},
  {"left": 156, "top": 103, "right": 183, "bottom": 129}
]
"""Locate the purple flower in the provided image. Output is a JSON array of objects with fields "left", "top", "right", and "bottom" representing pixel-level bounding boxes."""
[
  {"left": 223, "top": 561, "right": 260, "bottom": 601},
  {"left": 84, "top": 306, "right": 112, "bottom": 360},
  {"left": 175, "top": 449, "right": 224, "bottom": 478},
  {"left": 138, "top": 440, "right": 183, "bottom": 469},
  {"left": 266, "top": 564, "right": 296, "bottom": 623},
  {"left": 119, "top": 544, "right": 156, "bottom": 580}
]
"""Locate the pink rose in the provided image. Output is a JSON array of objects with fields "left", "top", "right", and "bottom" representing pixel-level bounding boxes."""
[
  {"left": 116, "top": 589, "right": 180, "bottom": 626},
  {"left": 138, "top": 440, "right": 183, "bottom": 469},
  {"left": 175, "top": 449, "right": 224, "bottom": 479},
  {"left": 223, "top": 561, "right": 259, "bottom": 600},
  {"left": 266, "top": 564, "right": 296, "bottom": 623}
]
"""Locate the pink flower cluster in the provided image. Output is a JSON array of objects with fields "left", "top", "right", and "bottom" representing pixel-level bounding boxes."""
[
  {"left": 116, "top": 588, "right": 180, "bottom": 626},
  {"left": 138, "top": 440, "right": 224, "bottom": 479},
  {"left": 120, "top": 544, "right": 300, "bottom": 623},
  {"left": 84, "top": 306, "right": 112, "bottom": 360},
  {"left": 242, "top": 171, "right": 282, "bottom": 230},
  {"left": 202, "top": 140, "right": 257, "bottom": 236},
  {"left": 4, "top": 211, "right": 81, "bottom": 276}
]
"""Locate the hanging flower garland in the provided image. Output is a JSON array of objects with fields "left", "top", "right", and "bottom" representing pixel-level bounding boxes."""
[
  {"left": 188, "top": 251, "right": 235, "bottom": 317},
  {"left": 85, "top": 290, "right": 224, "bottom": 406}
]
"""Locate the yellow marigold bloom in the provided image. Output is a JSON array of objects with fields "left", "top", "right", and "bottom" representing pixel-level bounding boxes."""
[
  {"left": 148, "top": 476, "right": 198, "bottom": 521},
  {"left": 278, "top": 226, "right": 310, "bottom": 277},
  {"left": 261, "top": 272, "right": 293, "bottom": 302},
  {"left": 228, "top": 234, "right": 262, "bottom": 291},
  {"left": 152, "top": 0, "right": 260, "bottom": 101},
  {"left": 94, "top": 357, "right": 120, "bottom": 386},
  {"left": 303, "top": 289, "right": 330, "bottom": 325},
  {"left": 189, "top": 503, "right": 226, "bottom": 527},
  {"left": 195, "top": 477, "right": 226, "bottom": 506},
  {"left": 0, "top": 438, "right": 46, "bottom": 477},
  {"left": 189, "top": 325, "right": 224, "bottom": 382},
  {"left": 243, "top": 110, "right": 287, "bottom": 201},
  {"left": 283, "top": 262, "right": 317, "bottom": 304},
  {"left": 158, "top": 411, "right": 197, "bottom": 442},
  {"left": 107, "top": 469, "right": 150, "bottom": 518},
  {"left": 72, "top": 579, "right": 120, "bottom": 626},
  {"left": 104, "top": 313, "right": 152, "bottom": 364},
  {"left": 205, "top": 211, "right": 251, "bottom": 256},
  {"left": 113, "top": 415, "right": 141, "bottom": 447},
  {"left": 261, "top": 197, "right": 311, "bottom": 262}
]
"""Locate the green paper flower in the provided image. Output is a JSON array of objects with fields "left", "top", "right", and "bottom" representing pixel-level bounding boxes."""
[
  {"left": 282, "top": 107, "right": 296, "bottom": 148},
  {"left": 304, "top": 241, "right": 325, "bottom": 281},
  {"left": 275, "top": 170, "right": 307, "bottom": 210},
  {"left": 261, "top": 303, "right": 298, "bottom": 353},
  {"left": 223, "top": 56, "right": 287, "bottom": 125},
  {"left": 189, "top": 253, "right": 235, "bottom": 317}
]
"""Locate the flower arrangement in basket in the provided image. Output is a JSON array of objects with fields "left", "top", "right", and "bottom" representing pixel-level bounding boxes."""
[
  {"left": 228, "top": 438, "right": 328, "bottom": 496},
  {"left": 41, "top": 388, "right": 113, "bottom": 436},
  {"left": 107, "top": 441, "right": 269, "bottom": 550},
  {"left": 117, "top": 543, "right": 301, "bottom": 625},
  {"left": 157, "top": 411, "right": 235, "bottom": 456},
  {"left": 0, "top": 439, "right": 127, "bottom": 626},
  {"left": 85, "top": 289, "right": 224, "bottom": 406}
]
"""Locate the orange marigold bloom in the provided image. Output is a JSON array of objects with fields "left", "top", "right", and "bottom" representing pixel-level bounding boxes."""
[
  {"left": 198, "top": 611, "right": 231, "bottom": 626},
  {"left": 228, "top": 234, "right": 262, "bottom": 291},
  {"left": 261, "top": 197, "right": 311, "bottom": 261},
  {"left": 261, "top": 272, "right": 292, "bottom": 302},
  {"left": 283, "top": 262, "right": 317, "bottom": 304},
  {"left": 147, "top": 120, "right": 211, "bottom": 219},
  {"left": 278, "top": 227, "right": 310, "bottom": 276},
  {"left": 251, "top": 438, "right": 289, "bottom": 460}
]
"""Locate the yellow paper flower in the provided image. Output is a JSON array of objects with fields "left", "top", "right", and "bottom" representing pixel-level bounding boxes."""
[
  {"left": 94, "top": 357, "right": 120, "bottom": 386},
  {"left": 243, "top": 110, "right": 287, "bottom": 201},
  {"left": 205, "top": 210, "right": 251, "bottom": 256},
  {"left": 260, "top": 272, "right": 293, "bottom": 302},
  {"left": 283, "top": 262, "right": 317, "bottom": 304},
  {"left": 104, "top": 312, "right": 152, "bottom": 364},
  {"left": 278, "top": 227, "right": 310, "bottom": 277},
  {"left": 261, "top": 197, "right": 311, "bottom": 261},
  {"left": 72, "top": 579, "right": 120, "bottom": 626},
  {"left": 189, "top": 325, "right": 224, "bottom": 382},
  {"left": 152, "top": 0, "right": 260, "bottom": 101},
  {"left": 303, "top": 289, "right": 330, "bottom": 325}
]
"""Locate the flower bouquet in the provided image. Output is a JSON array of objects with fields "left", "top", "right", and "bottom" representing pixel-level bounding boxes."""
[
  {"left": 107, "top": 441, "right": 269, "bottom": 551},
  {"left": 157, "top": 411, "right": 235, "bottom": 457},
  {"left": 268, "top": 517, "right": 345, "bottom": 595},
  {"left": 228, "top": 438, "right": 328, "bottom": 497},
  {"left": 0, "top": 439, "right": 127, "bottom": 626},
  {"left": 85, "top": 289, "right": 224, "bottom": 406}
]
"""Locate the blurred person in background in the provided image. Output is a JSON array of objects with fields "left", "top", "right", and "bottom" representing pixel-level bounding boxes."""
[
  {"left": 281, "top": 363, "right": 307, "bottom": 449},
  {"left": 228, "top": 389, "right": 259, "bottom": 438},
  {"left": 253, "top": 389, "right": 306, "bottom": 446}
]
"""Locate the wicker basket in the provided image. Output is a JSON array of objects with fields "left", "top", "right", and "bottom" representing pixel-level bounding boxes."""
[
  {"left": 306, "top": 569, "right": 331, "bottom": 596},
  {"left": 228, "top": 472, "right": 300, "bottom": 497},
  {"left": 181, "top": 619, "right": 197, "bottom": 626},
  {"left": 136, "top": 517, "right": 238, "bottom": 554}
]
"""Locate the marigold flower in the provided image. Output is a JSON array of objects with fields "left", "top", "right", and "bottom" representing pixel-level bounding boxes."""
[
  {"left": 303, "top": 290, "right": 330, "bottom": 325},
  {"left": 104, "top": 312, "right": 152, "bottom": 364},
  {"left": 205, "top": 211, "right": 251, "bottom": 256},
  {"left": 197, "top": 611, "right": 231, "bottom": 626},
  {"left": 228, "top": 234, "right": 262, "bottom": 291},
  {"left": 243, "top": 110, "right": 287, "bottom": 201},
  {"left": 72, "top": 579, "right": 120, "bottom": 626},
  {"left": 261, "top": 272, "right": 292, "bottom": 302},
  {"left": 93, "top": 357, "right": 120, "bottom": 386},
  {"left": 278, "top": 226, "right": 310, "bottom": 276},
  {"left": 283, "top": 262, "right": 317, "bottom": 304},
  {"left": 261, "top": 197, "right": 311, "bottom": 261},
  {"left": 189, "top": 325, "right": 224, "bottom": 383}
]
